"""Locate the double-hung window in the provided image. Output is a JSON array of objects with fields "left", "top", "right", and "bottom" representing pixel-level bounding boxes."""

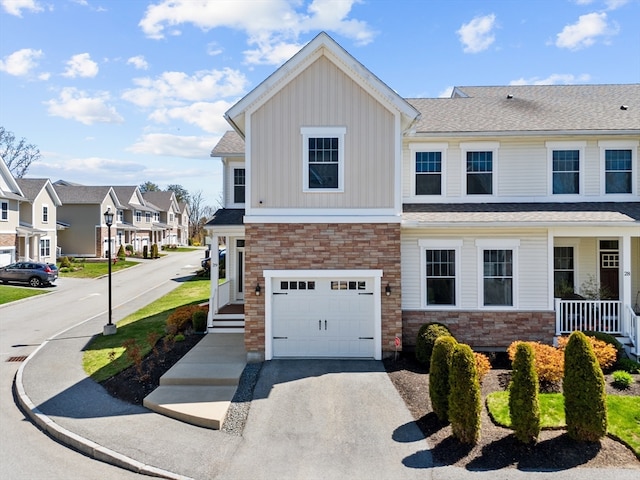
[
  {"left": 412, "top": 144, "right": 447, "bottom": 196},
  {"left": 135, "top": 211, "right": 141, "bottom": 222},
  {"left": 42, "top": 205, "right": 48, "bottom": 223},
  {"left": 40, "top": 238, "right": 50, "bottom": 257},
  {"left": 1, "top": 201, "right": 8, "bottom": 221},
  {"left": 476, "top": 239, "right": 519, "bottom": 308},
  {"left": 462, "top": 143, "right": 498, "bottom": 196},
  {"left": 302, "top": 127, "right": 345, "bottom": 192},
  {"left": 547, "top": 142, "right": 584, "bottom": 196},
  {"left": 420, "top": 239, "right": 461, "bottom": 307},
  {"left": 554, "top": 246, "right": 575, "bottom": 297},
  {"left": 599, "top": 141, "right": 637, "bottom": 195},
  {"left": 234, "top": 168, "right": 245, "bottom": 203}
]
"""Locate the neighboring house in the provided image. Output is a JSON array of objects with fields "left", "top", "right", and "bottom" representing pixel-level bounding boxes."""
[
  {"left": 0, "top": 157, "right": 25, "bottom": 266},
  {"left": 142, "top": 191, "right": 183, "bottom": 246},
  {"left": 112, "top": 186, "right": 159, "bottom": 252},
  {"left": 53, "top": 183, "right": 123, "bottom": 258},
  {"left": 205, "top": 32, "right": 640, "bottom": 362},
  {"left": 15, "top": 178, "right": 62, "bottom": 264},
  {"left": 176, "top": 201, "right": 190, "bottom": 245}
]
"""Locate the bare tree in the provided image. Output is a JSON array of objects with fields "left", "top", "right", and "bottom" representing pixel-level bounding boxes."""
[
  {"left": 0, "top": 126, "right": 41, "bottom": 178},
  {"left": 188, "top": 190, "right": 215, "bottom": 243}
]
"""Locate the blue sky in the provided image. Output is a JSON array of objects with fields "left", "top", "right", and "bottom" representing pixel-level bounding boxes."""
[{"left": 1, "top": 0, "right": 638, "bottom": 208}]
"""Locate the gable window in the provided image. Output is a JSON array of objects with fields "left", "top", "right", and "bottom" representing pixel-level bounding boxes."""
[
  {"left": 135, "top": 211, "right": 141, "bottom": 222},
  {"left": 1, "top": 201, "right": 8, "bottom": 221},
  {"left": 301, "top": 127, "right": 345, "bottom": 192},
  {"left": 552, "top": 150, "right": 580, "bottom": 194},
  {"left": 117, "top": 210, "right": 123, "bottom": 222},
  {"left": 42, "top": 205, "right": 49, "bottom": 223},
  {"left": 554, "top": 246, "right": 575, "bottom": 297},
  {"left": 234, "top": 168, "right": 245, "bottom": 203},
  {"left": 604, "top": 149, "right": 632, "bottom": 194},
  {"left": 420, "top": 239, "right": 462, "bottom": 308},
  {"left": 477, "top": 239, "right": 519, "bottom": 308},
  {"left": 40, "top": 238, "right": 50, "bottom": 257}
]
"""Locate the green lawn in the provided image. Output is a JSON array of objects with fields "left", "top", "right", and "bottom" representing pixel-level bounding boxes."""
[
  {"left": 0, "top": 285, "right": 48, "bottom": 304},
  {"left": 487, "top": 391, "right": 640, "bottom": 456},
  {"left": 58, "top": 260, "right": 138, "bottom": 278},
  {"left": 82, "top": 277, "right": 210, "bottom": 382}
]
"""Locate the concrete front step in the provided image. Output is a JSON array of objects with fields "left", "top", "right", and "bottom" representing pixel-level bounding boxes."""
[
  {"left": 143, "top": 385, "right": 238, "bottom": 429},
  {"left": 160, "top": 361, "right": 246, "bottom": 386}
]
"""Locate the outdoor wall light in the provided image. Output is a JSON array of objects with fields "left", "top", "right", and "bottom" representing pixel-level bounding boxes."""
[
  {"left": 385, "top": 284, "right": 391, "bottom": 296},
  {"left": 255, "top": 283, "right": 261, "bottom": 296}
]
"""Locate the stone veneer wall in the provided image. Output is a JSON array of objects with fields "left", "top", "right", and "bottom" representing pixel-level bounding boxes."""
[
  {"left": 244, "top": 223, "right": 401, "bottom": 360},
  {"left": 402, "top": 310, "right": 556, "bottom": 351}
]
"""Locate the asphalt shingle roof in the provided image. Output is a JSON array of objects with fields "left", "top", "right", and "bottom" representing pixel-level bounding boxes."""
[
  {"left": 53, "top": 185, "right": 113, "bottom": 204},
  {"left": 15, "top": 178, "right": 48, "bottom": 201},
  {"left": 205, "top": 208, "right": 245, "bottom": 226},
  {"left": 211, "top": 131, "right": 246, "bottom": 156}
]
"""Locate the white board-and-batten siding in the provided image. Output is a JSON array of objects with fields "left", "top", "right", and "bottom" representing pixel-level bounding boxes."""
[
  {"left": 250, "top": 56, "right": 396, "bottom": 210},
  {"left": 400, "top": 228, "right": 550, "bottom": 311}
]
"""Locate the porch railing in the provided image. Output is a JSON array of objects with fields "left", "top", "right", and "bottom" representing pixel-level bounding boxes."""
[
  {"left": 623, "top": 304, "right": 639, "bottom": 351},
  {"left": 215, "top": 280, "right": 231, "bottom": 313},
  {"left": 555, "top": 299, "right": 622, "bottom": 336}
]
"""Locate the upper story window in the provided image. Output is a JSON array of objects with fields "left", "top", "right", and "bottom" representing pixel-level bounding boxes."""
[
  {"left": 153, "top": 212, "right": 159, "bottom": 222},
  {"left": 234, "top": 168, "right": 245, "bottom": 203},
  {"left": 135, "top": 211, "right": 141, "bottom": 222},
  {"left": 301, "top": 127, "right": 345, "bottom": 192},
  {"left": 42, "top": 205, "right": 48, "bottom": 223},
  {"left": 462, "top": 143, "right": 498, "bottom": 196},
  {"left": 1, "top": 201, "right": 8, "bottom": 221},
  {"left": 411, "top": 144, "right": 448, "bottom": 197},
  {"left": 117, "top": 210, "right": 123, "bottom": 222},
  {"left": 146, "top": 212, "right": 151, "bottom": 223},
  {"left": 169, "top": 213, "right": 174, "bottom": 222},
  {"left": 604, "top": 149, "right": 632, "bottom": 194},
  {"left": 552, "top": 150, "right": 580, "bottom": 194}
]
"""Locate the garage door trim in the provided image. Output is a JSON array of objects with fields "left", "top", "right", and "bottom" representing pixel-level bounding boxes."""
[{"left": 263, "top": 269, "right": 383, "bottom": 360}]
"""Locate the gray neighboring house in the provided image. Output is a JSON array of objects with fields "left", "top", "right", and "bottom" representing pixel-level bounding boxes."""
[
  {"left": 53, "top": 182, "right": 122, "bottom": 258},
  {"left": 141, "top": 190, "right": 186, "bottom": 246}
]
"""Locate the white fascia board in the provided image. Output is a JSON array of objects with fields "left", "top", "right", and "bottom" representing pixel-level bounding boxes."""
[
  {"left": 246, "top": 207, "right": 398, "bottom": 216},
  {"left": 409, "top": 130, "right": 640, "bottom": 138},
  {"left": 402, "top": 220, "right": 639, "bottom": 229}
]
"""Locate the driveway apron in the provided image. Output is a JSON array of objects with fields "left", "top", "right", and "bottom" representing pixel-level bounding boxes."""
[{"left": 218, "top": 359, "right": 431, "bottom": 480}]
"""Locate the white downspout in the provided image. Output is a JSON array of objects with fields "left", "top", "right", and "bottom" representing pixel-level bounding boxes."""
[{"left": 207, "top": 235, "right": 219, "bottom": 330}]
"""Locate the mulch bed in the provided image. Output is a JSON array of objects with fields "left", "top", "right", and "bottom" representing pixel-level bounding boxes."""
[
  {"left": 101, "top": 333, "right": 204, "bottom": 404},
  {"left": 383, "top": 353, "right": 640, "bottom": 470}
]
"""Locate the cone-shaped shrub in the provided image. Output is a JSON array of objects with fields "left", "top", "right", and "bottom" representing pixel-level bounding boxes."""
[
  {"left": 509, "top": 343, "right": 540, "bottom": 444},
  {"left": 448, "top": 343, "right": 481, "bottom": 444},
  {"left": 563, "top": 331, "right": 607, "bottom": 442},
  {"left": 429, "top": 335, "right": 458, "bottom": 422},
  {"left": 416, "top": 322, "right": 452, "bottom": 368}
]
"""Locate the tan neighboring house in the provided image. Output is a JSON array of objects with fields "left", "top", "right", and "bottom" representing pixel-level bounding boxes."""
[
  {"left": 112, "top": 186, "right": 160, "bottom": 252},
  {"left": 142, "top": 190, "right": 184, "bottom": 246},
  {"left": 177, "top": 201, "right": 190, "bottom": 245},
  {"left": 206, "top": 32, "right": 639, "bottom": 362},
  {"left": 0, "top": 157, "right": 25, "bottom": 266},
  {"left": 53, "top": 183, "right": 122, "bottom": 258},
  {"left": 15, "top": 178, "right": 62, "bottom": 264}
]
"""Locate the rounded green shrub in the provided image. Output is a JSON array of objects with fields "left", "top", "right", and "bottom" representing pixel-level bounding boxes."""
[
  {"left": 611, "top": 370, "right": 633, "bottom": 389},
  {"left": 616, "top": 358, "right": 640, "bottom": 374},
  {"left": 563, "top": 331, "right": 607, "bottom": 442},
  {"left": 429, "top": 335, "right": 458, "bottom": 422},
  {"left": 116, "top": 244, "right": 126, "bottom": 259},
  {"left": 59, "top": 256, "right": 71, "bottom": 268},
  {"left": 416, "top": 322, "right": 452, "bottom": 368},
  {"left": 192, "top": 309, "right": 208, "bottom": 333},
  {"left": 584, "top": 331, "right": 624, "bottom": 361},
  {"left": 509, "top": 343, "right": 540, "bottom": 444},
  {"left": 151, "top": 243, "right": 159, "bottom": 259},
  {"left": 448, "top": 343, "right": 481, "bottom": 444}
]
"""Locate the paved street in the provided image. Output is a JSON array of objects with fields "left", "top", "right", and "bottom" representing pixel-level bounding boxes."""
[{"left": 0, "top": 250, "right": 205, "bottom": 480}]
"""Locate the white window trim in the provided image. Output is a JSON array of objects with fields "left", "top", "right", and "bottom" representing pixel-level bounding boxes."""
[
  {"left": 40, "top": 237, "right": 50, "bottom": 257},
  {"left": 461, "top": 142, "right": 499, "bottom": 198},
  {"left": 301, "top": 126, "right": 346, "bottom": 193},
  {"left": 232, "top": 166, "right": 246, "bottom": 206},
  {"left": 42, "top": 204, "right": 49, "bottom": 223},
  {"left": 475, "top": 239, "right": 520, "bottom": 309},
  {"left": 598, "top": 140, "right": 638, "bottom": 197},
  {"left": 1, "top": 201, "right": 8, "bottom": 221},
  {"left": 552, "top": 241, "right": 580, "bottom": 298},
  {"left": 546, "top": 141, "right": 586, "bottom": 197},
  {"left": 410, "top": 143, "right": 448, "bottom": 199},
  {"left": 419, "top": 239, "right": 462, "bottom": 309}
]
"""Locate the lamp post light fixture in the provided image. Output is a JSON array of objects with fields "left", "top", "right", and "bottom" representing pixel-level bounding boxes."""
[{"left": 103, "top": 208, "right": 117, "bottom": 336}]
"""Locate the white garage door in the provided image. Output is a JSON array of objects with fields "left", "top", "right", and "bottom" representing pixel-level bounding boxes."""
[
  {"left": 0, "top": 249, "right": 14, "bottom": 267},
  {"left": 272, "top": 277, "right": 375, "bottom": 358}
]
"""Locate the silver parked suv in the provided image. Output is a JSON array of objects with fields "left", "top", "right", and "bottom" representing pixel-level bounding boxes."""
[{"left": 0, "top": 261, "right": 57, "bottom": 287}]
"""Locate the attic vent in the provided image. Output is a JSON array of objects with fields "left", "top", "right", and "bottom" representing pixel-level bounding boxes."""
[
  {"left": 506, "top": 94, "right": 513, "bottom": 99},
  {"left": 620, "top": 105, "right": 628, "bottom": 110}
]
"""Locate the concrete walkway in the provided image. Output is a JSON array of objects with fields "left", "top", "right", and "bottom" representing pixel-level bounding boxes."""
[{"left": 143, "top": 333, "right": 246, "bottom": 429}]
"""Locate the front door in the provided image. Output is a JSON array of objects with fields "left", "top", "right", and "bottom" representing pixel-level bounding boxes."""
[{"left": 600, "top": 240, "right": 619, "bottom": 300}]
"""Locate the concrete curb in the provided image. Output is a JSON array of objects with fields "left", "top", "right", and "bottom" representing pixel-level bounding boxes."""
[{"left": 13, "top": 339, "right": 194, "bottom": 480}]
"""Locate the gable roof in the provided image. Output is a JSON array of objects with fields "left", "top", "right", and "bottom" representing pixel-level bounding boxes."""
[
  {"left": 409, "top": 84, "right": 639, "bottom": 135},
  {"left": 54, "top": 184, "right": 122, "bottom": 207},
  {"left": 142, "top": 191, "right": 179, "bottom": 211},
  {"left": 16, "top": 178, "right": 62, "bottom": 206},
  {"left": 211, "top": 131, "right": 246, "bottom": 157},
  {"left": 0, "top": 156, "right": 25, "bottom": 200},
  {"left": 224, "top": 31, "right": 420, "bottom": 138}
]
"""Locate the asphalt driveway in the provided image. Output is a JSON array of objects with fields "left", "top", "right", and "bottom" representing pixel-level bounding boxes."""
[{"left": 217, "top": 359, "right": 431, "bottom": 480}]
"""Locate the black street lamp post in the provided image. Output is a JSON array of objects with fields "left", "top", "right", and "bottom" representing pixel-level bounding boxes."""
[{"left": 103, "top": 208, "right": 117, "bottom": 335}]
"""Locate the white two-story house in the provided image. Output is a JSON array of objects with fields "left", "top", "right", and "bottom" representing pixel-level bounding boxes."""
[{"left": 206, "top": 32, "right": 639, "bottom": 362}]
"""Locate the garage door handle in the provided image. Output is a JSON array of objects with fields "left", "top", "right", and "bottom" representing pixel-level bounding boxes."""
[
  {"left": 359, "top": 337, "right": 374, "bottom": 340},
  {"left": 273, "top": 336, "right": 288, "bottom": 339},
  {"left": 319, "top": 320, "right": 321, "bottom": 330},
  {"left": 358, "top": 292, "right": 373, "bottom": 295},
  {"left": 274, "top": 292, "right": 288, "bottom": 295},
  {"left": 325, "top": 320, "right": 327, "bottom": 330}
]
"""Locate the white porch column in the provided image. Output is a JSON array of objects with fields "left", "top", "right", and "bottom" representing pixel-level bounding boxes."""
[
  {"left": 207, "top": 235, "right": 219, "bottom": 329},
  {"left": 622, "top": 233, "right": 632, "bottom": 308}
]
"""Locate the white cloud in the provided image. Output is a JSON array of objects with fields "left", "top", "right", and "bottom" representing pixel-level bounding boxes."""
[
  {"left": 122, "top": 68, "right": 248, "bottom": 108},
  {"left": 127, "top": 55, "right": 149, "bottom": 70},
  {"left": 509, "top": 73, "right": 591, "bottom": 85},
  {"left": 206, "top": 42, "right": 223, "bottom": 56},
  {"left": 148, "top": 100, "right": 235, "bottom": 133},
  {"left": 45, "top": 87, "right": 124, "bottom": 125},
  {"left": 138, "top": 0, "right": 375, "bottom": 65},
  {"left": 62, "top": 53, "right": 99, "bottom": 78},
  {"left": 605, "top": 0, "right": 630, "bottom": 10},
  {"left": 1, "top": 0, "right": 43, "bottom": 16},
  {"left": 555, "top": 12, "right": 617, "bottom": 50},
  {"left": 127, "top": 133, "right": 217, "bottom": 158},
  {"left": 0, "top": 48, "right": 43, "bottom": 76},
  {"left": 457, "top": 14, "right": 497, "bottom": 53}
]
